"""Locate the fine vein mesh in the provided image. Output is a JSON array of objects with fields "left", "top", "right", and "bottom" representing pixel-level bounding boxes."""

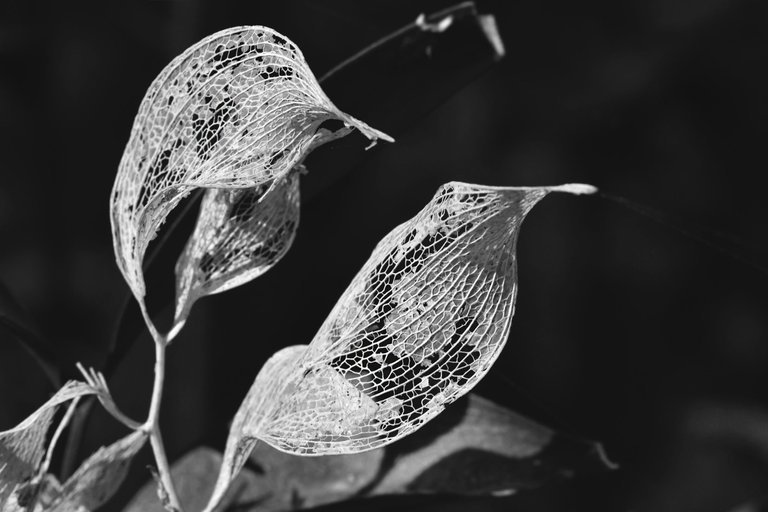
[
  {"left": 0, "top": 381, "right": 96, "bottom": 509},
  {"left": 254, "top": 182, "right": 551, "bottom": 455},
  {"left": 49, "top": 430, "right": 147, "bottom": 512},
  {"left": 110, "top": 25, "right": 392, "bottom": 307},
  {"left": 204, "top": 345, "right": 307, "bottom": 512},
  {"left": 205, "top": 182, "right": 595, "bottom": 504},
  {"left": 174, "top": 172, "right": 300, "bottom": 331}
]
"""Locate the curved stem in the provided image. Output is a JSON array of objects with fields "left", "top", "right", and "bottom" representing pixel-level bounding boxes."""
[
  {"left": 143, "top": 312, "right": 183, "bottom": 511},
  {"left": 41, "top": 396, "right": 81, "bottom": 476},
  {"left": 146, "top": 333, "right": 167, "bottom": 428},
  {"left": 149, "top": 424, "right": 180, "bottom": 511}
]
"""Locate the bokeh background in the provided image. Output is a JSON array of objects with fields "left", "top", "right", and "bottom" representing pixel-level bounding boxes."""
[{"left": 2, "top": 0, "right": 768, "bottom": 510}]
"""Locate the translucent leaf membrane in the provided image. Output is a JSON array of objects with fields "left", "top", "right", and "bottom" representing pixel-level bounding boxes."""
[
  {"left": 204, "top": 182, "right": 596, "bottom": 511},
  {"left": 204, "top": 345, "right": 307, "bottom": 512},
  {"left": 0, "top": 381, "right": 96, "bottom": 509},
  {"left": 258, "top": 182, "right": 595, "bottom": 455},
  {"left": 48, "top": 430, "right": 147, "bottom": 512},
  {"left": 172, "top": 172, "right": 300, "bottom": 337},
  {"left": 110, "top": 26, "right": 392, "bottom": 314}
]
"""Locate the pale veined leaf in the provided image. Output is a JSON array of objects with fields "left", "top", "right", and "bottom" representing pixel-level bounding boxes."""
[
  {"left": 48, "top": 430, "right": 147, "bottom": 512},
  {"left": 171, "top": 171, "right": 300, "bottom": 339},
  {"left": 0, "top": 381, "right": 96, "bottom": 509},
  {"left": 204, "top": 345, "right": 307, "bottom": 512},
  {"left": 110, "top": 26, "right": 393, "bottom": 329},
  {"left": 258, "top": 182, "right": 596, "bottom": 455},
  {"left": 203, "top": 182, "right": 596, "bottom": 510}
]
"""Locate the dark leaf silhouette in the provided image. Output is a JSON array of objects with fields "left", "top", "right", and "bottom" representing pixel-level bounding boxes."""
[{"left": 0, "top": 282, "right": 60, "bottom": 387}]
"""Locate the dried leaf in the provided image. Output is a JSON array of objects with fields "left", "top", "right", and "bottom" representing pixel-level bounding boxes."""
[
  {"left": 0, "top": 381, "right": 96, "bottom": 510},
  {"left": 204, "top": 181, "right": 596, "bottom": 508},
  {"left": 48, "top": 430, "right": 147, "bottom": 512},
  {"left": 123, "top": 447, "right": 262, "bottom": 512},
  {"left": 204, "top": 345, "right": 307, "bottom": 512},
  {"left": 103, "top": 1, "right": 502, "bottom": 388},
  {"left": 110, "top": 25, "right": 392, "bottom": 321},
  {"left": 259, "top": 182, "right": 596, "bottom": 455},
  {"left": 172, "top": 172, "right": 300, "bottom": 337}
]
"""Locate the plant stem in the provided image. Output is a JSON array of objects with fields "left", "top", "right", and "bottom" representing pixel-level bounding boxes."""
[
  {"left": 149, "top": 424, "right": 181, "bottom": 510},
  {"left": 142, "top": 305, "right": 183, "bottom": 511}
]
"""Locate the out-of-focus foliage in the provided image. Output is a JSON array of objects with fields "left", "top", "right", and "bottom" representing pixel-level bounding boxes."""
[{"left": 126, "top": 394, "right": 612, "bottom": 511}]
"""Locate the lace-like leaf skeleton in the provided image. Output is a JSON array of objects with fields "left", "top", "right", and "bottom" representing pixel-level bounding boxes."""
[
  {"left": 172, "top": 171, "right": 300, "bottom": 338},
  {"left": 0, "top": 381, "right": 96, "bottom": 510},
  {"left": 110, "top": 26, "right": 392, "bottom": 333},
  {"left": 203, "top": 181, "right": 596, "bottom": 511}
]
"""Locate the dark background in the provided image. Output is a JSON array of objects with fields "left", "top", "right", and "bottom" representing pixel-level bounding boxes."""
[{"left": 2, "top": 1, "right": 768, "bottom": 511}]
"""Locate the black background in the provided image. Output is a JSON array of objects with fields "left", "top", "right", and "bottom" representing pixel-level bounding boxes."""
[{"left": 1, "top": 1, "right": 768, "bottom": 511}]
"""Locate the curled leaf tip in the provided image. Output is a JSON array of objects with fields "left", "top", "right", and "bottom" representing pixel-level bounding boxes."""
[
  {"left": 548, "top": 183, "right": 598, "bottom": 195},
  {"left": 342, "top": 117, "right": 394, "bottom": 145},
  {"left": 111, "top": 25, "right": 390, "bottom": 329},
  {"left": 594, "top": 442, "right": 620, "bottom": 470},
  {"left": 478, "top": 15, "right": 505, "bottom": 59},
  {"left": 415, "top": 13, "right": 454, "bottom": 33}
]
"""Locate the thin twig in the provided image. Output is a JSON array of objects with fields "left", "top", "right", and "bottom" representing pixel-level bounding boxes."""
[
  {"left": 141, "top": 306, "right": 183, "bottom": 511},
  {"left": 76, "top": 362, "right": 142, "bottom": 430},
  {"left": 40, "top": 396, "right": 81, "bottom": 476}
]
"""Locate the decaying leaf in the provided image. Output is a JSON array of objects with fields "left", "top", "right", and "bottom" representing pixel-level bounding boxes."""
[
  {"left": 172, "top": 171, "right": 300, "bottom": 338},
  {"left": 110, "top": 25, "right": 392, "bottom": 325},
  {"left": 204, "top": 181, "right": 596, "bottom": 509},
  {"left": 260, "top": 182, "right": 596, "bottom": 455},
  {"left": 0, "top": 381, "right": 96, "bottom": 510},
  {"left": 48, "top": 429, "right": 147, "bottom": 512},
  {"left": 129, "top": 394, "right": 613, "bottom": 512},
  {"left": 205, "top": 345, "right": 307, "bottom": 512}
]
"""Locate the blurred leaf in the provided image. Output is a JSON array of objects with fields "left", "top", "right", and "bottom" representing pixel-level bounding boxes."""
[
  {"left": 12, "top": 472, "right": 62, "bottom": 512},
  {"left": 128, "top": 394, "right": 613, "bottom": 512},
  {"left": 110, "top": 25, "right": 391, "bottom": 335},
  {"left": 0, "top": 281, "right": 60, "bottom": 387},
  {"left": 204, "top": 182, "right": 596, "bottom": 508},
  {"left": 304, "top": 1, "right": 505, "bottom": 199},
  {"left": 49, "top": 430, "right": 147, "bottom": 512},
  {"left": 123, "top": 447, "right": 263, "bottom": 512},
  {"left": 172, "top": 171, "right": 300, "bottom": 339},
  {"left": 0, "top": 381, "right": 96, "bottom": 510}
]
